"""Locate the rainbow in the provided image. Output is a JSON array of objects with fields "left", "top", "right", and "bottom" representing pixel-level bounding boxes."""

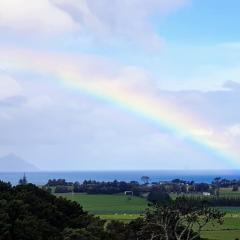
[{"left": 2, "top": 48, "right": 240, "bottom": 167}]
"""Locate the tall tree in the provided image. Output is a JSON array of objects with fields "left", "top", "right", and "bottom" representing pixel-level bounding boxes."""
[
  {"left": 18, "top": 173, "right": 27, "bottom": 185},
  {"left": 137, "top": 197, "right": 224, "bottom": 240},
  {"left": 141, "top": 176, "right": 150, "bottom": 185}
]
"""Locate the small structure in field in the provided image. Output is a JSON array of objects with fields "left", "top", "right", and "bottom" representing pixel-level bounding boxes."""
[
  {"left": 124, "top": 191, "right": 133, "bottom": 196},
  {"left": 202, "top": 192, "right": 211, "bottom": 196}
]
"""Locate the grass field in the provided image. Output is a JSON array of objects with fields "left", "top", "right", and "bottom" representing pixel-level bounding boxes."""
[
  {"left": 56, "top": 193, "right": 148, "bottom": 215},
  {"left": 202, "top": 229, "right": 240, "bottom": 240},
  {"left": 171, "top": 188, "right": 240, "bottom": 199},
  {"left": 220, "top": 187, "right": 240, "bottom": 197},
  {"left": 202, "top": 212, "right": 240, "bottom": 240},
  {"left": 57, "top": 192, "right": 240, "bottom": 239}
]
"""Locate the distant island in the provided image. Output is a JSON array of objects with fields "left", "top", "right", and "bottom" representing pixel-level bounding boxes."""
[{"left": 0, "top": 153, "right": 38, "bottom": 172}]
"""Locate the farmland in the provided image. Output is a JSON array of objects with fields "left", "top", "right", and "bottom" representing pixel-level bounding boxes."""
[
  {"left": 57, "top": 192, "right": 240, "bottom": 240},
  {"left": 202, "top": 211, "right": 240, "bottom": 240},
  {"left": 56, "top": 193, "right": 147, "bottom": 216}
]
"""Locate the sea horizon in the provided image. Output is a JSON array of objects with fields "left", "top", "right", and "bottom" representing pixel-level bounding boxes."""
[{"left": 2, "top": 169, "right": 240, "bottom": 185}]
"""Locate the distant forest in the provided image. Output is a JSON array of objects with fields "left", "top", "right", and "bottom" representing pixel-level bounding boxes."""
[{"left": 44, "top": 177, "right": 240, "bottom": 207}]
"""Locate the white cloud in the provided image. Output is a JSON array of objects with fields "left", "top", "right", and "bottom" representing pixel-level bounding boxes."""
[
  {"left": 226, "top": 124, "right": 240, "bottom": 137},
  {"left": 223, "top": 80, "right": 240, "bottom": 91},
  {"left": 0, "top": 47, "right": 239, "bottom": 169},
  {"left": 0, "top": 0, "right": 77, "bottom": 35},
  {"left": 0, "top": 72, "right": 22, "bottom": 100},
  {"left": 26, "top": 96, "right": 53, "bottom": 110},
  {"left": 0, "top": 0, "right": 188, "bottom": 46},
  {"left": 53, "top": 0, "right": 188, "bottom": 48}
]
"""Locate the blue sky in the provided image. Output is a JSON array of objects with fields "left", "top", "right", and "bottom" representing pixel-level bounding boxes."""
[
  {"left": 159, "top": 0, "right": 240, "bottom": 44},
  {"left": 0, "top": 0, "right": 240, "bottom": 170}
]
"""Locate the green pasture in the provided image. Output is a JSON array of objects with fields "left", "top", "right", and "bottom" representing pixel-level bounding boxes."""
[
  {"left": 56, "top": 193, "right": 148, "bottom": 215},
  {"left": 202, "top": 230, "right": 240, "bottom": 240},
  {"left": 202, "top": 211, "right": 240, "bottom": 239},
  {"left": 171, "top": 188, "right": 240, "bottom": 199},
  {"left": 57, "top": 191, "right": 240, "bottom": 239},
  {"left": 220, "top": 187, "right": 240, "bottom": 197},
  {"left": 97, "top": 214, "right": 141, "bottom": 221}
]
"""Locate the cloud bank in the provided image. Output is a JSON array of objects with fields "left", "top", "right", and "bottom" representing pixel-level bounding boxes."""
[
  {"left": 0, "top": 0, "right": 187, "bottom": 47},
  {"left": 0, "top": 0, "right": 240, "bottom": 170},
  {"left": 0, "top": 48, "right": 239, "bottom": 170}
]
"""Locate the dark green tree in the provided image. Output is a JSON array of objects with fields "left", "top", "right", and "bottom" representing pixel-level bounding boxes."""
[
  {"left": 136, "top": 197, "right": 224, "bottom": 240},
  {"left": 18, "top": 173, "right": 27, "bottom": 185}
]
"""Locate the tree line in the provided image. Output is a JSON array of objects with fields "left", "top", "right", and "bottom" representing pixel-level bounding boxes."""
[
  {"left": 0, "top": 181, "right": 224, "bottom": 240},
  {"left": 46, "top": 178, "right": 213, "bottom": 195},
  {"left": 184, "top": 195, "right": 240, "bottom": 207}
]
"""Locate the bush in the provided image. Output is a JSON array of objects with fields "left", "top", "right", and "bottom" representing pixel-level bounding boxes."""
[
  {"left": 55, "top": 186, "right": 72, "bottom": 193},
  {"left": 147, "top": 191, "right": 171, "bottom": 205}
]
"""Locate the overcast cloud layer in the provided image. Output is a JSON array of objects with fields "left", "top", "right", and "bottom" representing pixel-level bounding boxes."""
[{"left": 0, "top": 0, "right": 240, "bottom": 170}]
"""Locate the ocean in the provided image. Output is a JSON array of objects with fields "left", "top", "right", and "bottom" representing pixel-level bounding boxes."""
[{"left": 1, "top": 170, "right": 240, "bottom": 185}]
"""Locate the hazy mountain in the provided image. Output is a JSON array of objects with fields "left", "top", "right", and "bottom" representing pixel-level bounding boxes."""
[{"left": 0, "top": 154, "right": 38, "bottom": 172}]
